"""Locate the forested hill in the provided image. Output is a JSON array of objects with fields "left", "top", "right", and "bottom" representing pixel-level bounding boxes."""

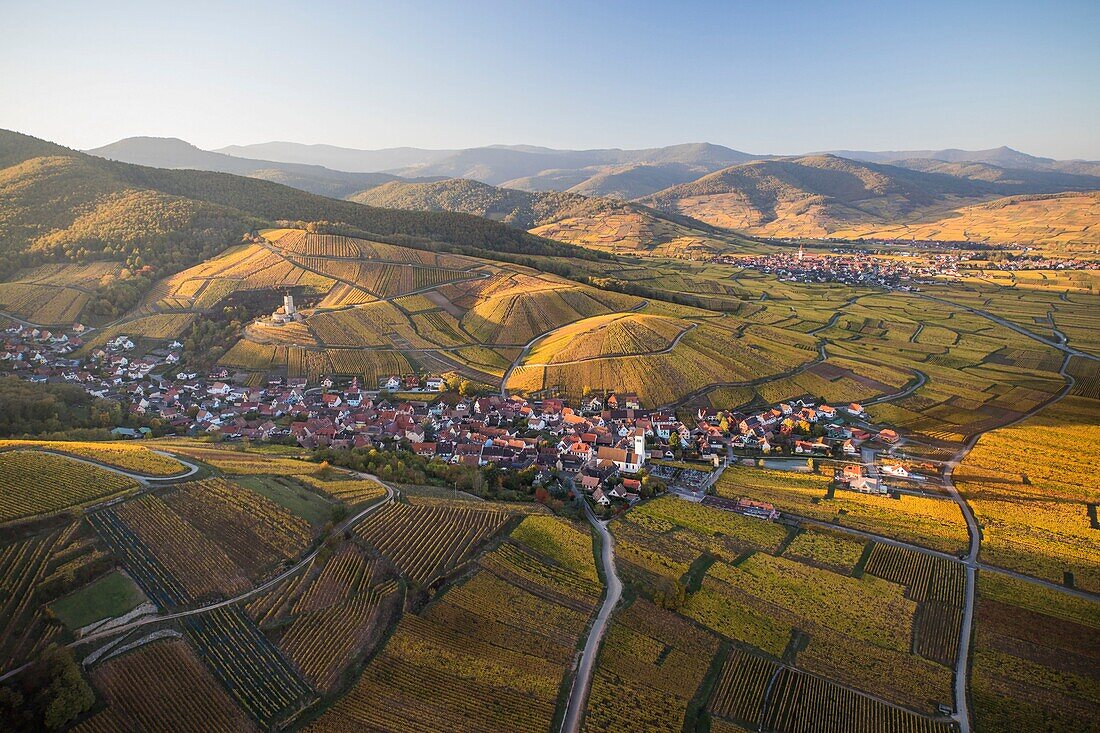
[
  {"left": 350, "top": 178, "right": 632, "bottom": 229},
  {"left": 0, "top": 129, "right": 603, "bottom": 320},
  {"left": 0, "top": 129, "right": 594, "bottom": 276}
]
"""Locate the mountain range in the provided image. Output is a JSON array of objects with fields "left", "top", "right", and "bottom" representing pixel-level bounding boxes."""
[{"left": 81, "top": 135, "right": 1100, "bottom": 249}]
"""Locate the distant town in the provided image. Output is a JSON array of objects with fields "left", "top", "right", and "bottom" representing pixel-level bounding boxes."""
[{"left": 718, "top": 244, "right": 1097, "bottom": 288}]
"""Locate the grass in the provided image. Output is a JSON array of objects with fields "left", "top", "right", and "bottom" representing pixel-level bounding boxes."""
[
  {"left": 232, "top": 475, "right": 334, "bottom": 525},
  {"left": 50, "top": 570, "right": 146, "bottom": 629}
]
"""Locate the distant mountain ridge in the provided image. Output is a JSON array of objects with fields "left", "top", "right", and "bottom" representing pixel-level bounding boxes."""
[
  {"left": 827, "top": 145, "right": 1100, "bottom": 177},
  {"left": 639, "top": 154, "right": 1100, "bottom": 238},
  {"left": 1, "top": 129, "right": 580, "bottom": 284},
  {"left": 85, "top": 137, "right": 419, "bottom": 198}
]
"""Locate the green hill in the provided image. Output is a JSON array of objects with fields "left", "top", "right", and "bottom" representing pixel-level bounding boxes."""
[
  {"left": 350, "top": 178, "right": 743, "bottom": 257},
  {"left": 0, "top": 129, "right": 595, "bottom": 320}
]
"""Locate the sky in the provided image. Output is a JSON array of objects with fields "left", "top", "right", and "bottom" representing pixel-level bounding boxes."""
[{"left": 2, "top": 0, "right": 1098, "bottom": 159}]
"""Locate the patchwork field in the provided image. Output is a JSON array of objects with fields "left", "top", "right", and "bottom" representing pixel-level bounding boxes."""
[
  {"left": 955, "top": 396, "right": 1099, "bottom": 591},
  {"left": 308, "top": 516, "right": 599, "bottom": 733},
  {"left": 971, "top": 573, "right": 1100, "bottom": 732}
]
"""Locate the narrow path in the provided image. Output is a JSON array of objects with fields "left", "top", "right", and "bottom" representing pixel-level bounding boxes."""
[
  {"left": 521, "top": 322, "right": 696, "bottom": 369},
  {"left": 916, "top": 293, "right": 1097, "bottom": 361},
  {"left": 501, "top": 299, "right": 648, "bottom": 397},
  {"left": 560, "top": 497, "right": 622, "bottom": 733},
  {"left": 860, "top": 369, "right": 928, "bottom": 407},
  {"left": 0, "top": 447, "right": 200, "bottom": 486},
  {"left": 70, "top": 475, "right": 394, "bottom": 648}
]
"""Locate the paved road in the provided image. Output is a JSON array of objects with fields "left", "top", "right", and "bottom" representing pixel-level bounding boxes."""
[
  {"left": 560, "top": 498, "right": 622, "bottom": 733},
  {"left": 938, "top": 346, "right": 1079, "bottom": 733}
]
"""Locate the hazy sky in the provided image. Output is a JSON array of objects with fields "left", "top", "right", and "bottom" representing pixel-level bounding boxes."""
[{"left": 2, "top": 0, "right": 1098, "bottom": 158}]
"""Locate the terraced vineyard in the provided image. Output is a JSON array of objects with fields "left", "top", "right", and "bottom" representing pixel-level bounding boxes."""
[{"left": 511, "top": 318, "right": 819, "bottom": 407}]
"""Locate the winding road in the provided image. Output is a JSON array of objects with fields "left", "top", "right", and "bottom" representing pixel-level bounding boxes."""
[{"left": 560, "top": 496, "right": 622, "bottom": 733}]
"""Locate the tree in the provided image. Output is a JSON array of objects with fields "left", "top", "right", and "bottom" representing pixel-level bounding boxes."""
[{"left": 33, "top": 645, "right": 94, "bottom": 730}]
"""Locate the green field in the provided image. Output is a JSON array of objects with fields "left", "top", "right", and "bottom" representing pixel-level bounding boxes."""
[{"left": 50, "top": 571, "right": 147, "bottom": 630}]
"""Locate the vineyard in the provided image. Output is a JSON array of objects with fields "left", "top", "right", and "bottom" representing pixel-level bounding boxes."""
[
  {"left": 524, "top": 312, "right": 690, "bottom": 364},
  {"left": 707, "top": 649, "right": 778, "bottom": 727},
  {"left": 74, "top": 639, "right": 257, "bottom": 733},
  {"left": 184, "top": 605, "right": 314, "bottom": 728},
  {"left": 971, "top": 574, "right": 1100, "bottom": 732},
  {"left": 864, "top": 544, "right": 965, "bottom": 665},
  {"left": 163, "top": 478, "right": 312, "bottom": 577},
  {"left": 309, "top": 560, "right": 594, "bottom": 733},
  {"left": 293, "top": 257, "right": 474, "bottom": 298},
  {"left": 511, "top": 320, "right": 818, "bottom": 407},
  {"left": 781, "top": 529, "right": 868, "bottom": 574},
  {"left": 584, "top": 598, "right": 720, "bottom": 732},
  {"left": 0, "top": 281, "right": 88, "bottom": 324},
  {"left": 0, "top": 450, "right": 139, "bottom": 522},
  {"left": 954, "top": 396, "right": 1100, "bottom": 592},
  {"left": 353, "top": 501, "right": 511, "bottom": 584},
  {"left": 762, "top": 667, "right": 955, "bottom": 733},
  {"left": 0, "top": 529, "right": 69, "bottom": 673},
  {"left": 265, "top": 229, "right": 477, "bottom": 269},
  {"left": 252, "top": 543, "right": 400, "bottom": 691},
  {"left": 323, "top": 348, "right": 413, "bottom": 384},
  {"left": 0, "top": 440, "right": 185, "bottom": 476},
  {"left": 152, "top": 441, "right": 315, "bottom": 475},
  {"left": 91, "top": 494, "right": 249, "bottom": 604},
  {"left": 461, "top": 277, "right": 642, "bottom": 345},
  {"left": 714, "top": 467, "right": 970, "bottom": 554},
  {"left": 298, "top": 474, "right": 387, "bottom": 506}
]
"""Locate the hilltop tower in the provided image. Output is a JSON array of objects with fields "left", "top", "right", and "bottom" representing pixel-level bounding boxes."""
[{"left": 283, "top": 293, "right": 296, "bottom": 316}]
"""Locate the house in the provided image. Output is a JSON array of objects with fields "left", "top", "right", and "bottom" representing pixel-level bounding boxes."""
[
  {"left": 877, "top": 429, "right": 899, "bottom": 444},
  {"left": 846, "top": 402, "right": 865, "bottom": 417},
  {"left": 852, "top": 476, "right": 888, "bottom": 495},
  {"left": 734, "top": 499, "right": 778, "bottom": 521},
  {"left": 592, "top": 488, "right": 610, "bottom": 506},
  {"left": 579, "top": 474, "right": 601, "bottom": 492},
  {"left": 379, "top": 375, "right": 401, "bottom": 391},
  {"left": 881, "top": 464, "right": 909, "bottom": 478},
  {"left": 426, "top": 376, "right": 446, "bottom": 391}
]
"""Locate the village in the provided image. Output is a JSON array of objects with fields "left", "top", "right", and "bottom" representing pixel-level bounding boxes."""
[
  {"left": 719, "top": 244, "right": 1097, "bottom": 289},
  {"left": 1, "top": 317, "right": 918, "bottom": 518}
]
